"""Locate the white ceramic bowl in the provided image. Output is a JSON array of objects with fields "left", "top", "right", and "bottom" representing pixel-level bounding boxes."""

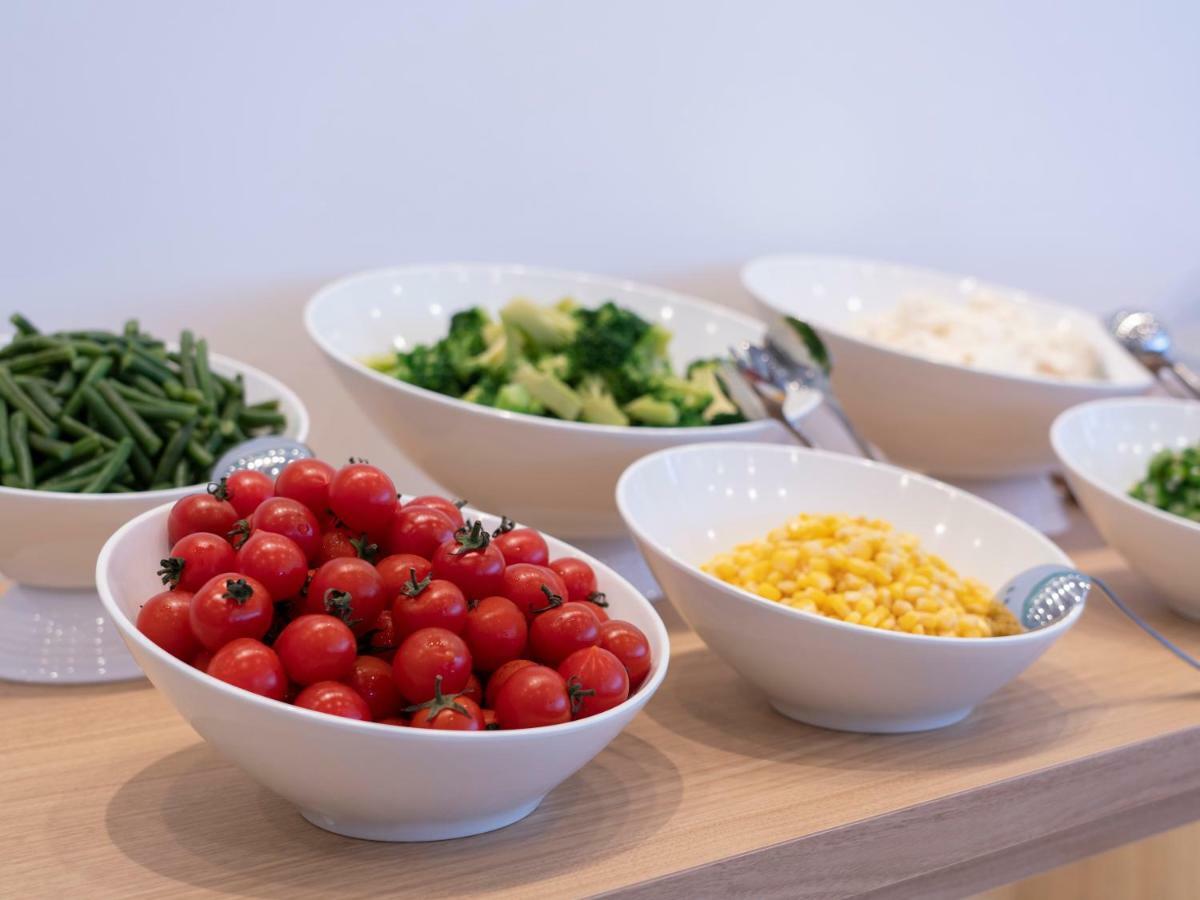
[
  {"left": 1051, "top": 397, "right": 1200, "bottom": 619},
  {"left": 0, "top": 352, "right": 309, "bottom": 588},
  {"left": 742, "top": 255, "right": 1152, "bottom": 479},
  {"left": 305, "top": 264, "right": 803, "bottom": 537},
  {"left": 616, "top": 443, "right": 1080, "bottom": 733},
  {"left": 96, "top": 503, "right": 669, "bottom": 841}
]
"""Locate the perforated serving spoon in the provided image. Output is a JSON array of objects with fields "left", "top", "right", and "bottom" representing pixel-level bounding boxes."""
[
  {"left": 210, "top": 436, "right": 314, "bottom": 480},
  {"left": 1108, "top": 309, "right": 1200, "bottom": 399},
  {"left": 998, "top": 564, "right": 1200, "bottom": 670}
]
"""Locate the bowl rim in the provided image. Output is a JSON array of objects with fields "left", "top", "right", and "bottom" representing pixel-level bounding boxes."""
[
  {"left": 0, "top": 348, "right": 311, "bottom": 502},
  {"left": 741, "top": 253, "right": 1155, "bottom": 393},
  {"left": 303, "top": 262, "right": 783, "bottom": 439},
  {"left": 1051, "top": 396, "right": 1200, "bottom": 539},
  {"left": 616, "top": 441, "right": 1082, "bottom": 646},
  {"left": 96, "top": 500, "right": 671, "bottom": 739}
]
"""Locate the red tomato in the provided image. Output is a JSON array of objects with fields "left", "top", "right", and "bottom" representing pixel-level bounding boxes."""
[
  {"left": 482, "top": 708, "right": 498, "bottom": 729},
  {"left": 405, "top": 495, "right": 465, "bottom": 529},
  {"left": 303, "top": 557, "right": 386, "bottom": 636},
  {"left": 248, "top": 497, "right": 321, "bottom": 561},
  {"left": 236, "top": 531, "right": 308, "bottom": 600},
  {"left": 294, "top": 681, "right": 372, "bottom": 720},
  {"left": 385, "top": 505, "right": 456, "bottom": 559},
  {"left": 377, "top": 717, "right": 407, "bottom": 727},
  {"left": 462, "top": 672, "right": 482, "bottom": 704},
  {"left": 206, "top": 638, "right": 287, "bottom": 700},
  {"left": 492, "top": 522, "right": 549, "bottom": 566},
  {"left": 167, "top": 490, "right": 238, "bottom": 546},
  {"left": 392, "top": 627, "right": 472, "bottom": 703},
  {"left": 391, "top": 572, "right": 466, "bottom": 639},
  {"left": 462, "top": 595, "right": 527, "bottom": 672},
  {"left": 318, "top": 528, "right": 357, "bottom": 563},
  {"left": 500, "top": 563, "right": 568, "bottom": 619},
  {"left": 344, "top": 655, "right": 403, "bottom": 720},
  {"left": 376, "top": 553, "right": 433, "bottom": 599},
  {"left": 528, "top": 601, "right": 600, "bottom": 666},
  {"left": 136, "top": 590, "right": 198, "bottom": 660},
  {"left": 484, "top": 658, "right": 537, "bottom": 708},
  {"left": 494, "top": 665, "right": 571, "bottom": 729},
  {"left": 598, "top": 619, "right": 652, "bottom": 689},
  {"left": 188, "top": 573, "right": 273, "bottom": 651},
  {"left": 158, "top": 532, "right": 236, "bottom": 594},
  {"left": 408, "top": 676, "right": 484, "bottom": 731},
  {"left": 224, "top": 470, "right": 275, "bottom": 519},
  {"left": 191, "top": 647, "right": 214, "bottom": 671},
  {"left": 274, "top": 458, "right": 336, "bottom": 516},
  {"left": 430, "top": 521, "right": 506, "bottom": 599},
  {"left": 549, "top": 557, "right": 603, "bottom": 605},
  {"left": 274, "top": 614, "right": 357, "bottom": 685},
  {"left": 329, "top": 462, "right": 397, "bottom": 534},
  {"left": 558, "top": 646, "right": 629, "bottom": 718}
]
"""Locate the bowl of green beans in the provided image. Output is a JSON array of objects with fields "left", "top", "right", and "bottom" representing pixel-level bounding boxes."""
[{"left": 0, "top": 314, "right": 309, "bottom": 588}]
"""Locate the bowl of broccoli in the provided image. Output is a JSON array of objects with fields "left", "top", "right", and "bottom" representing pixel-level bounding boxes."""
[{"left": 305, "top": 264, "right": 802, "bottom": 537}]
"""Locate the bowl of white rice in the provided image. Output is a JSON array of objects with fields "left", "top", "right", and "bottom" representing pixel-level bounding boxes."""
[{"left": 742, "top": 255, "right": 1153, "bottom": 479}]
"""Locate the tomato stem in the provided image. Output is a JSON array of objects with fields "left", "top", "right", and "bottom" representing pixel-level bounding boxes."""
[
  {"left": 402, "top": 567, "right": 432, "bottom": 597},
  {"left": 451, "top": 519, "right": 491, "bottom": 556},
  {"left": 226, "top": 518, "right": 251, "bottom": 549},
  {"left": 566, "top": 676, "right": 596, "bottom": 715},
  {"left": 207, "top": 477, "right": 231, "bottom": 502},
  {"left": 528, "top": 583, "right": 565, "bottom": 614},
  {"left": 350, "top": 532, "right": 379, "bottom": 563},
  {"left": 156, "top": 556, "right": 185, "bottom": 588},
  {"left": 221, "top": 578, "right": 254, "bottom": 605},
  {"left": 403, "top": 674, "right": 472, "bottom": 721},
  {"left": 323, "top": 588, "right": 362, "bottom": 626},
  {"left": 492, "top": 515, "right": 516, "bottom": 536},
  {"left": 587, "top": 591, "right": 609, "bottom": 608}
]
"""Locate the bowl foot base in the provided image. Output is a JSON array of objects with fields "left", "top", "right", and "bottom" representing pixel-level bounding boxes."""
[
  {"left": 0, "top": 582, "right": 142, "bottom": 684},
  {"left": 300, "top": 797, "right": 544, "bottom": 842},
  {"left": 768, "top": 698, "right": 973, "bottom": 734}
]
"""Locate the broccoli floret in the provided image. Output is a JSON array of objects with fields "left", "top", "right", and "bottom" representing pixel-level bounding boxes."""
[
  {"left": 578, "top": 376, "right": 630, "bottom": 426},
  {"left": 390, "top": 344, "right": 462, "bottom": 396},
  {"left": 536, "top": 353, "right": 571, "bottom": 380},
  {"left": 624, "top": 395, "right": 680, "bottom": 427},
  {"left": 442, "top": 308, "right": 491, "bottom": 379},
  {"left": 687, "top": 360, "right": 746, "bottom": 424},
  {"left": 500, "top": 297, "right": 579, "bottom": 351},
  {"left": 510, "top": 361, "right": 582, "bottom": 420},
  {"left": 494, "top": 382, "right": 546, "bottom": 416},
  {"left": 567, "top": 301, "right": 652, "bottom": 378},
  {"left": 461, "top": 373, "right": 503, "bottom": 406}
]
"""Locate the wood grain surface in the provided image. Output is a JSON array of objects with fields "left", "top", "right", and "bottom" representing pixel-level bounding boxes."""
[{"left": 3, "top": 511, "right": 1200, "bottom": 899}]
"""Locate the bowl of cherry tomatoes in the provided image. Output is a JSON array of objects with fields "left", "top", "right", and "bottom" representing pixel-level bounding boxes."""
[{"left": 96, "top": 458, "right": 668, "bottom": 841}]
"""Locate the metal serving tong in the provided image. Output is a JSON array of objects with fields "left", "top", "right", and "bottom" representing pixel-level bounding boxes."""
[{"left": 1108, "top": 310, "right": 1200, "bottom": 400}]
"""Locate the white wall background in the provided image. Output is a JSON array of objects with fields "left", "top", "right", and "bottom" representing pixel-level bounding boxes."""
[{"left": 2, "top": 0, "right": 1198, "bottom": 482}]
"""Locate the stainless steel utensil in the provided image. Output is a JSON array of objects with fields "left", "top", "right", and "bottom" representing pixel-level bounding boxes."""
[
  {"left": 1108, "top": 310, "right": 1200, "bottom": 399},
  {"left": 211, "top": 437, "right": 314, "bottom": 481}
]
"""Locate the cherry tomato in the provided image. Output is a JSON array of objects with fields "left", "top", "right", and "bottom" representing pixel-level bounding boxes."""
[
  {"left": 492, "top": 522, "right": 549, "bottom": 566},
  {"left": 391, "top": 571, "right": 466, "bottom": 639},
  {"left": 274, "top": 458, "right": 336, "bottom": 516},
  {"left": 303, "top": 557, "right": 386, "bottom": 636},
  {"left": 485, "top": 658, "right": 537, "bottom": 707},
  {"left": 318, "top": 528, "right": 357, "bottom": 563},
  {"left": 392, "top": 627, "right": 472, "bottom": 703},
  {"left": 206, "top": 638, "right": 287, "bottom": 700},
  {"left": 376, "top": 554, "right": 433, "bottom": 599},
  {"left": 365, "top": 609, "right": 398, "bottom": 661},
  {"left": 407, "top": 676, "right": 484, "bottom": 731},
  {"left": 378, "top": 717, "right": 407, "bottom": 727},
  {"left": 191, "top": 647, "right": 214, "bottom": 671},
  {"left": 329, "top": 462, "right": 397, "bottom": 534},
  {"left": 500, "top": 563, "right": 568, "bottom": 619},
  {"left": 294, "top": 681, "right": 372, "bottom": 720},
  {"left": 223, "top": 470, "right": 275, "bottom": 519},
  {"left": 344, "top": 655, "right": 403, "bottom": 720},
  {"left": 274, "top": 614, "right": 357, "bottom": 685},
  {"left": 236, "top": 531, "right": 308, "bottom": 600},
  {"left": 549, "top": 557, "right": 604, "bottom": 605},
  {"left": 158, "top": 532, "right": 237, "bottom": 594},
  {"left": 167, "top": 490, "right": 238, "bottom": 546},
  {"left": 528, "top": 601, "right": 600, "bottom": 666},
  {"left": 462, "top": 672, "right": 483, "bottom": 705},
  {"left": 598, "top": 619, "right": 653, "bottom": 689},
  {"left": 247, "top": 497, "right": 321, "bottom": 561},
  {"left": 494, "top": 665, "right": 571, "bottom": 729},
  {"left": 188, "top": 573, "right": 273, "bottom": 651},
  {"left": 482, "top": 708, "right": 498, "bottom": 729},
  {"left": 558, "top": 646, "right": 629, "bottom": 718},
  {"left": 462, "top": 595, "right": 527, "bottom": 672},
  {"left": 405, "top": 495, "right": 465, "bottom": 529},
  {"left": 431, "top": 521, "right": 506, "bottom": 600},
  {"left": 385, "top": 505, "right": 456, "bottom": 559},
  {"left": 136, "top": 590, "right": 198, "bottom": 660}
]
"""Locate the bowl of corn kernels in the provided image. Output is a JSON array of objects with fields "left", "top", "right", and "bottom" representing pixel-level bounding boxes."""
[{"left": 616, "top": 442, "right": 1081, "bottom": 733}]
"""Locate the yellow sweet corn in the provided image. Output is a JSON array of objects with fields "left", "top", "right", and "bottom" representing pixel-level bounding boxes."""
[{"left": 701, "top": 512, "right": 1022, "bottom": 638}]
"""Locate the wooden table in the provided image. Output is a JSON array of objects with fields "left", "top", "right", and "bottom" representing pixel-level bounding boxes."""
[{"left": 4, "top": 510, "right": 1200, "bottom": 899}]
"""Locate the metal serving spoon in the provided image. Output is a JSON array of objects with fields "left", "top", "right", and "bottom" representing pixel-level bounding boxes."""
[
  {"left": 210, "top": 436, "right": 314, "bottom": 481},
  {"left": 998, "top": 563, "right": 1200, "bottom": 670},
  {"left": 1108, "top": 310, "right": 1200, "bottom": 399}
]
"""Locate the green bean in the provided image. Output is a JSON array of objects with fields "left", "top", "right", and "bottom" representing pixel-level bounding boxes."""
[
  {"left": 35, "top": 433, "right": 103, "bottom": 481},
  {"left": 2, "top": 473, "right": 26, "bottom": 488},
  {"left": 62, "top": 355, "right": 113, "bottom": 419},
  {"left": 10, "top": 313, "right": 39, "bottom": 336},
  {"left": 60, "top": 415, "right": 117, "bottom": 449},
  {"left": 127, "top": 398, "right": 201, "bottom": 423},
  {"left": 123, "top": 319, "right": 139, "bottom": 339},
  {"left": 153, "top": 420, "right": 195, "bottom": 485},
  {"left": 0, "top": 335, "right": 59, "bottom": 360},
  {"left": 20, "top": 378, "right": 63, "bottom": 421},
  {"left": 131, "top": 374, "right": 167, "bottom": 398},
  {"left": 81, "top": 384, "right": 134, "bottom": 442},
  {"left": 9, "top": 411, "right": 33, "bottom": 487},
  {"left": 82, "top": 437, "right": 134, "bottom": 493},
  {"left": 5, "top": 345, "right": 75, "bottom": 374},
  {"left": 0, "top": 396, "right": 11, "bottom": 474},
  {"left": 185, "top": 438, "right": 215, "bottom": 469},
  {"left": 179, "top": 330, "right": 199, "bottom": 391},
  {"left": 53, "top": 368, "right": 77, "bottom": 398},
  {"left": 109, "top": 380, "right": 168, "bottom": 406},
  {"left": 69, "top": 340, "right": 109, "bottom": 358},
  {"left": 246, "top": 399, "right": 281, "bottom": 412},
  {"left": 28, "top": 433, "right": 72, "bottom": 462},
  {"left": 238, "top": 408, "right": 286, "bottom": 431},
  {"left": 0, "top": 366, "right": 55, "bottom": 436},
  {"left": 172, "top": 457, "right": 193, "bottom": 488},
  {"left": 194, "top": 337, "right": 217, "bottom": 410},
  {"left": 94, "top": 380, "right": 163, "bottom": 455}
]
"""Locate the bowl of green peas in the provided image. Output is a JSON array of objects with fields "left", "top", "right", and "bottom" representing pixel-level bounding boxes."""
[
  {"left": 1052, "top": 397, "right": 1200, "bottom": 620},
  {"left": 0, "top": 314, "right": 309, "bottom": 589}
]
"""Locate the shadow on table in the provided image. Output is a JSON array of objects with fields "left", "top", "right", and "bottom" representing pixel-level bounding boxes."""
[{"left": 99, "top": 730, "right": 682, "bottom": 898}]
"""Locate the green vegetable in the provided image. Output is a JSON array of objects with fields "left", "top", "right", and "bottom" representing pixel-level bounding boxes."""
[
  {"left": 1130, "top": 445, "right": 1200, "bottom": 523},
  {"left": 9, "top": 410, "right": 33, "bottom": 487},
  {"left": 369, "top": 297, "right": 747, "bottom": 428}
]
